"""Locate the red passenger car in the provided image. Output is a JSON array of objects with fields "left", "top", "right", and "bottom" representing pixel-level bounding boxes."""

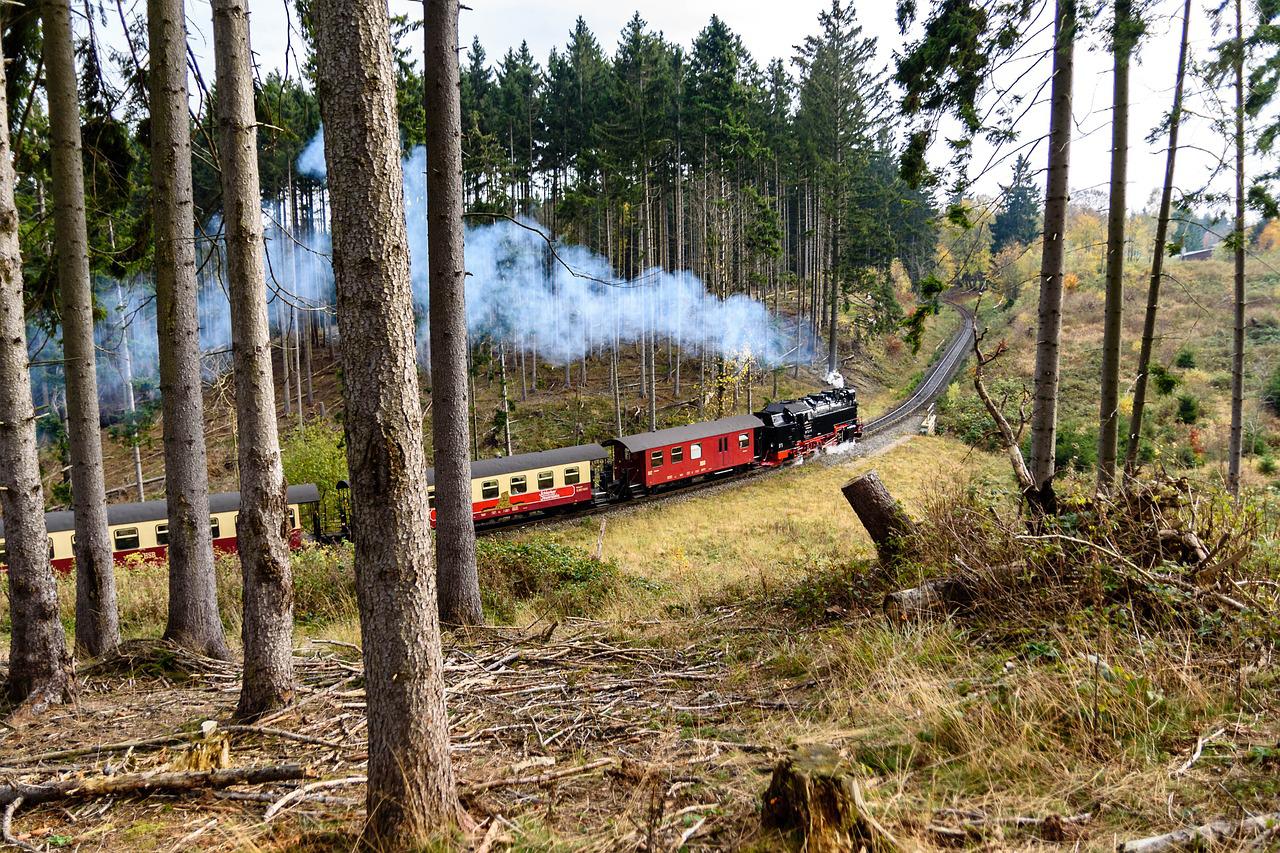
[{"left": 605, "top": 415, "right": 762, "bottom": 494}]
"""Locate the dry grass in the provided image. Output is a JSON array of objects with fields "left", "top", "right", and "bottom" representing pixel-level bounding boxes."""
[{"left": 517, "top": 436, "right": 1011, "bottom": 618}]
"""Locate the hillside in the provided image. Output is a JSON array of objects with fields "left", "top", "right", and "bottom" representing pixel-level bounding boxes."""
[{"left": 940, "top": 252, "right": 1280, "bottom": 490}]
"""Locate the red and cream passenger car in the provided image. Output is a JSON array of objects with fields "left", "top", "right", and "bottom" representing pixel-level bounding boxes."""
[
  {"left": 427, "top": 444, "right": 607, "bottom": 525},
  {"left": 604, "top": 414, "right": 761, "bottom": 493},
  {"left": 0, "top": 484, "right": 320, "bottom": 573}
]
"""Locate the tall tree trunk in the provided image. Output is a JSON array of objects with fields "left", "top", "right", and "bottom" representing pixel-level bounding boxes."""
[
  {"left": 1028, "top": 0, "right": 1077, "bottom": 495},
  {"left": 149, "top": 0, "right": 228, "bottom": 659},
  {"left": 1096, "top": 0, "right": 1133, "bottom": 493},
  {"left": 0, "top": 51, "right": 73, "bottom": 710},
  {"left": 425, "top": 0, "right": 483, "bottom": 627},
  {"left": 114, "top": 278, "right": 146, "bottom": 501},
  {"left": 1228, "top": 0, "right": 1246, "bottom": 495},
  {"left": 40, "top": 0, "right": 119, "bottom": 657},
  {"left": 1125, "top": 0, "right": 1191, "bottom": 477},
  {"left": 212, "top": 0, "right": 296, "bottom": 719},
  {"left": 498, "top": 342, "right": 512, "bottom": 456},
  {"left": 313, "top": 0, "right": 462, "bottom": 840}
]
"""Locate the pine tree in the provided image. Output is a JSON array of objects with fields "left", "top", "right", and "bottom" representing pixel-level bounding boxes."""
[
  {"left": 311, "top": 0, "right": 461, "bottom": 839},
  {"left": 991, "top": 155, "right": 1041, "bottom": 251}
]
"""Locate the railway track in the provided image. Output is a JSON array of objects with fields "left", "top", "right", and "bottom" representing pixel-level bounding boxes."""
[{"left": 481, "top": 301, "right": 975, "bottom": 535}]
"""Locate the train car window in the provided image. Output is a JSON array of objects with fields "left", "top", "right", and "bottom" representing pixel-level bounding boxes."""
[
  {"left": 290, "top": 507, "right": 299, "bottom": 529},
  {"left": 738, "top": 433, "right": 750, "bottom": 449},
  {"left": 427, "top": 489, "right": 436, "bottom": 509},
  {"left": 211, "top": 518, "right": 221, "bottom": 539},
  {"left": 0, "top": 540, "right": 5, "bottom": 562},
  {"left": 114, "top": 527, "right": 140, "bottom": 551},
  {"left": 155, "top": 523, "right": 169, "bottom": 546},
  {"left": 49, "top": 538, "right": 55, "bottom": 559},
  {"left": 481, "top": 480, "right": 500, "bottom": 500},
  {"left": 564, "top": 466, "right": 581, "bottom": 485},
  {"left": 650, "top": 450, "right": 664, "bottom": 468},
  {"left": 670, "top": 446, "right": 684, "bottom": 463},
  {"left": 537, "top": 470, "right": 554, "bottom": 489},
  {"left": 510, "top": 475, "right": 528, "bottom": 495},
  {"left": 690, "top": 443, "right": 702, "bottom": 460}
]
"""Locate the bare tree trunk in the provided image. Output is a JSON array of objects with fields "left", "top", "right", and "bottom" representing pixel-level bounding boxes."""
[
  {"left": 1228, "top": 0, "right": 1246, "bottom": 495},
  {"left": 212, "top": 0, "right": 296, "bottom": 720},
  {"left": 1028, "top": 0, "right": 1077, "bottom": 495},
  {"left": 313, "top": 0, "right": 462, "bottom": 839},
  {"left": 1097, "top": 0, "right": 1132, "bottom": 494},
  {"left": 114, "top": 279, "right": 146, "bottom": 501},
  {"left": 41, "top": 0, "right": 119, "bottom": 658},
  {"left": 149, "top": 0, "right": 229, "bottom": 660},
  {"left": 1125, "top": 0, "right": 1191, "bottom": 477},
  {"left": 498, "top": 343, "right": 512, "bottom": 455},
  {"left": 425, "top": 0, "right": 483, "bottom": 627},
  {"left": 0, "top": 54, "right": 73, "bottom": 710}
]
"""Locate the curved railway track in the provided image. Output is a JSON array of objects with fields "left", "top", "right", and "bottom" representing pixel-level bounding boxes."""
[{"left": 482, "top": 300, "right": 975, "bottom": 534}]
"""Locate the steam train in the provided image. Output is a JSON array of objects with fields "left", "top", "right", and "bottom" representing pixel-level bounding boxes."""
[
  {"left": 1, "top": 388, "right": 859, "bottom": 565},
  {"left": 421, "top": 387, "right": 861, "bottom": 527}
]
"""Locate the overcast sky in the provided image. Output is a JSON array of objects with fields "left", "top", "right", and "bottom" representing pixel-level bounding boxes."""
[{"left": 145, "top": 0, "right": 1243, "bottom": 215}]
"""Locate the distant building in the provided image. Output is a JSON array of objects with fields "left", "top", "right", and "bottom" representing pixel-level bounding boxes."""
[{"left": 1178, "top": 246, "right": 1216, "bottom": 262}]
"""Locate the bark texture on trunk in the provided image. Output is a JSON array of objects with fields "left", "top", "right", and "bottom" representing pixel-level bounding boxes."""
[
  {"left": 1125, "top": 0, "right": 1191, "bottom": 477},
  {"left": 0, "top": 53, "right": 73, "bottom": 709},
  {"left": 1228, "top": 0, "right": 1246, "bottom": 495},
  {"left": 41, "top": 0, "right": 119, "bottom": 658},
  {"left": 148, "top": 0, "right": 228, "bottom": 660},
  {"left": 1097, "top": 0, "right": 1131, "bottom": 494},
  {"left": 1028, "top": 0, "right": 1077, "bottom": 493},
  {"left": 313, "top": 0, "right": 461, "bottom": 839},
  {"left": 426, "top": 0, "right": 483, "bottom": 627},
  {"left": 212, "top": 0, "right": 296, "bottom": 718}
]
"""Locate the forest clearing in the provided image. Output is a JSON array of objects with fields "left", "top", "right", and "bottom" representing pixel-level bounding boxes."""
[{"left": 2, "top": 0, "right": 1280, "bottom": 847}]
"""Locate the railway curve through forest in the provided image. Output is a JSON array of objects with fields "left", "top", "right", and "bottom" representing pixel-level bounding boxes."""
[{"left": 489, "top": 299, "right": 976, "bottom": 534}]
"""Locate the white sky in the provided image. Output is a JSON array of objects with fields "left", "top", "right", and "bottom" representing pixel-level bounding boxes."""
[{"left": 137, "top": 0, "right": 1248, "bottom": 214}]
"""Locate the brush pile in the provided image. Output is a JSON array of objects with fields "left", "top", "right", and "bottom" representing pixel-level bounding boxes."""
[{"left": 887, "top": 474, "right": 1279, "bottom": 636}]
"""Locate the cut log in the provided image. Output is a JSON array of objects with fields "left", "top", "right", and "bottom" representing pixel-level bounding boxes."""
[
  {"left": 841, "top": 471, "right": 915, "bottom": 566},
  {"left": 882, "top": 561, "right": 1023, "bottom": 623},
  {"left": 1117, "top": 811, "right": 1280, "bottom": 852},
  {"left": 0, "top": 764, "right": 313, "bottom": 808},
  {"left": 761, "top": 744, "right": 899, "bottom": 853}
]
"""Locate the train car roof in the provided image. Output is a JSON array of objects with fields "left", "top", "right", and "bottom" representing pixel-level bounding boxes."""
[
  {"left": 605, "top": 415, "right": 763, "bottom": 454},
  {"left": 0, "top": 483, "right": 322, "bottom": 537},
  {"left": 425, "top": 444, "right": 608, "bottom": 486}
]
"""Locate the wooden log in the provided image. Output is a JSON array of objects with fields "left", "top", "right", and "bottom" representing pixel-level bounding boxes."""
[
  {"left": 0, "top": 764, "right": 313, "bottom": 808},
  {"left": 761, "top": 744, "right": 899, "bottom": 853},
  {"left": 1117, "top": 811, "right": 1280, "bottom": 852},
  {"left": 841, "top": 470, "right": 915, "bottom": 566}
]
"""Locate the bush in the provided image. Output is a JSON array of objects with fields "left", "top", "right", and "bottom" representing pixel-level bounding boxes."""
[
  {"left": 281, "top": 423, "right": 349, "bottom": 528},
  {"left": 1176, "top": 394, "right": 1201, "bottom": 424},
  {"left": 1174, "top": 349, "right": 1197, "bottom": 369},
  {"left": 477, "top": 537, "right": 624, "bottom": 622},
  {"left": 1267, "top": 363, "right": 1280, "bottom": 416},
  {"left": 1260, "top": 456, "right": 1278, "bottom": 476},
  {"left": 1151, "top": 365, "right": 1180, "bottom": 396}
]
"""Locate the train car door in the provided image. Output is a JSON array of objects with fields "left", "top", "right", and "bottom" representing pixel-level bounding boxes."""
[{"left": 716, "top": 435, "right": 730, "bottom": 468}]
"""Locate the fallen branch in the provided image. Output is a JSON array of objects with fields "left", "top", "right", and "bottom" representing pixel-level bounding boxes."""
[
  {"left": 461, "top": 757, "right": 615, "bottom": 794},
  {"left": 263, "top": 776, "right": 366, "bottom": 822},
  {"left": 1170, "top": 727, "right": 1225, "bottom": 777},
  {"left": 2, "top": 796, "right": 38, "bottom": 853},
  {"left": 0, "top": 733, "right": 188, "bottom": 767},
  {"left": 1118, "top": 811, "right": 1280, "bottom": 852},
  {"left": 0, "top": 764, "right": 313, "bottom": 808}
]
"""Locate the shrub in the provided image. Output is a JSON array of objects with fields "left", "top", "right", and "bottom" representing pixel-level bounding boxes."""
[
  {"left": 1267, "top": 363, "right": 1280, "bottom": 416},
  {"left": 477, "top": 537, "right": 624, "bottom": 622},
  {"left": 1176, "top": 394, "right": 1201, "bottom": 424},
  {"left": 1260, "top": 456, "right": 1278, "bottom": 476},
  {"left": 1151, "top": 365, "right": 1180, "bottom": 396},
  {"left": 281, "top": 423, "right": 349, "bottom": 527},
  {"left": 1174, "top": 349, "right": 1197, "bottom": 369}
]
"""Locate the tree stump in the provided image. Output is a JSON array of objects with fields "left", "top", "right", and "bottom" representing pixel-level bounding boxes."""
[
  {"left": 761, "top": 744, "right": 899, "bottom": 853},
  {"left": 841, "top": 471, "right": 916, "bottom": 566}
]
